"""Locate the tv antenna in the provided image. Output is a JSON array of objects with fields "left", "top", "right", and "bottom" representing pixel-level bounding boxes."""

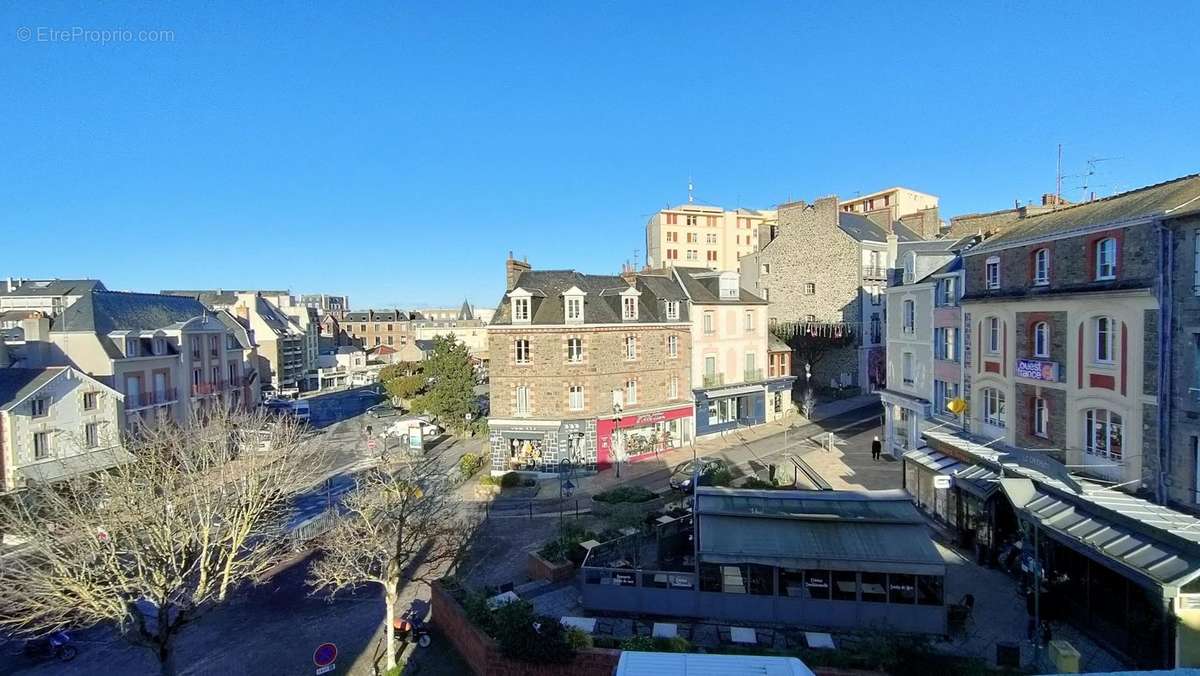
[
  {"left": 1077, "top": 156, "right": 1122, "bottom": 200},
  {"left": 687, "top": 176, "right": 694, "bottom": 204}
]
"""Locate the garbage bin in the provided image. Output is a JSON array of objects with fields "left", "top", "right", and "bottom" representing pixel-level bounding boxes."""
[{"left": 1049, "top": 640, "right": 1080, "bottom": 673}]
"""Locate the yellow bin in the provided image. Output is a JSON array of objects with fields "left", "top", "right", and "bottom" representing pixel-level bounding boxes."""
[{"left": 1049, "top": 639, "right": 1081, "bottom": 673}]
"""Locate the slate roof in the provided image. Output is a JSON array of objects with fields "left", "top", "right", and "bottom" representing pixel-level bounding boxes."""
[
  {"left": 343, "top": 310, "right": 409, "bottom": 322},
  {"left": 0, "top": 279, "right": 105, "bottom": 297},
  {"left": 969, "top": 174, "right": 1200, "bottom": 254},
  {"left": 53, "top": 292, "right": 210, "bottom": 334},
  {"left": 254, "top": 296, "right": 303, "bottom": 337},
  {"left": 837, "top": 212, "right": 924, "bottom": 243},
  {"left": 672, "top": 267, "right": 767, "bottom": 305},
  {"left": 161, "top": 290, "right": 239, "bottom": 307},
  {"left": 0, "top": 367, "right": 66, "bottom": 410},
  {"left": 458, "top": 300, "right": 474, "bottom": 321},
  {"left": 492, "top": 270, "right": 690, "bottom": 326}
]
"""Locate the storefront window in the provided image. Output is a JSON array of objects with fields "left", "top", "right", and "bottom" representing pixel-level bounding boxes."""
[
  {"left": 747, "top": 564, "right": 774, "bottom": 596},
  {"left": 861, "top": 572, "right": 887, "bottom": 603},
  {"left": 917, "top": 575, "right": 944, "bottom": 605},
  {"left": 721, "top": 565, "right": 747, "bottom": 594},
  {"left": 897, "top": 408, "right": 911, "bottom": 449},
  {"left": 779, "top": 568, "right": 804, "bottom": 597},
  {"left": 888, "top": 574, "right": 916, "bottom": 604},
  {"left": 832, "top": 571, "right": 857, "bottom": 601},
  {"left": 804, "top": 570, "right": 831, "bottom": 599},
  {"left": 699, "top": 563, "right": 721, "bottom": 592}
]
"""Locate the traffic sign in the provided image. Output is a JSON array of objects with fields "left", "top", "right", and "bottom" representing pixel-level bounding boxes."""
[
  {"left": 367, "top": 439, "right": 378, "bottom": 451},
  {"left": 314, "top": 642, "right": 337, "bottom": 667},
  {"left": 315, "top": 666, "right": 335, "bottom": 675}
]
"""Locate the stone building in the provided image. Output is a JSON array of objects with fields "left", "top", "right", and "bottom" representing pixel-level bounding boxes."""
[
  {"left": 342, "top": 309, "right": 414, "bottom": 351},
  {"left": 740, "top": 196, "right": 927, "bottom": 391},
  {"left": 487, "top": 256, "right": 692, "bottom": 473},
  {"left": 1165, "top": 191, "right": 1200, "bottom": 510}
]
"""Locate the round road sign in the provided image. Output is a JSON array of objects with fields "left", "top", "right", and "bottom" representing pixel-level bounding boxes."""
[
  {"left": 367, "top": 439, "right": 378, "bottom": 450},
  {"left": 313, "top": 642, "right": 337, "bottom": 667}
]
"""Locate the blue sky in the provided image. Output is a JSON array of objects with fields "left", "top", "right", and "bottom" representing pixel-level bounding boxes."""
[{"left": 2, "top": 2, "right": 1197, "bottom": 310}]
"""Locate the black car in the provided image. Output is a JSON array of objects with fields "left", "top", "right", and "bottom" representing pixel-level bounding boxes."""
[
  {"left": 668, "top": 458, "right": 728, "bottom": 492},
  {"left": 366, "top": 403, "right": 400, "bottom": 419}
]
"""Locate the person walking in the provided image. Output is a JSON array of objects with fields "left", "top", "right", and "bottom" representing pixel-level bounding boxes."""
[{"left": 871, "top": 435, "right": 882, "bottom": 461}]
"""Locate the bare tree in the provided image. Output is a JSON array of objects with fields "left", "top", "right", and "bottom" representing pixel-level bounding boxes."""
[
  {"left": 308, "top": 457, "right": 471, "bottom": 672},
  {"left": 0, "top": 410, "right": 322, "bottom": 676}
]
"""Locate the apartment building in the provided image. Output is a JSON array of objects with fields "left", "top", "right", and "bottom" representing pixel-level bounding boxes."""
[
  {"left": 21, "top": 291, "right": 258, "bottom": 428},
  {"left": 228, "top": 293, "right": 307, "bottom": 395},
  {"left": 0, "top": 278, "right": 106, "bottom": 317},
  {"left": 259, "top": 293, "right": 320, "bottom": 391},
  {"left": 881, "top": 242, "right": 972, "bottom": 458},
  {"left": 740, "top": 196, "right": 930, "bottom": 391},
  {"left": 301, "top": 293, "right": 350, "bottom": 320},
  {"left": 342, "top": 309, "right": 413, "bottom": 350},
  {"left": 646, "top": 203, "right": 776, "bottom": 271},
  {"left": 0, "top": 366, "right": 130, "bottom": 492},
  {"left": 838, "top": 187, "right": 941, "bottom": 238},
  {"left": 487, "top": 256, "right": 693, "bottom": 473},
  {"left": 671, "top": 267, "right": 795, "bottom": 435}
]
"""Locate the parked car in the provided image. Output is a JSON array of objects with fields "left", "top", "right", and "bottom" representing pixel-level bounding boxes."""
[
  {"left": 366, "top": 403, "right": 400, "bottom": 419},
  {"left": 668, "top": 458, "right": 729, "bottom": 492}
]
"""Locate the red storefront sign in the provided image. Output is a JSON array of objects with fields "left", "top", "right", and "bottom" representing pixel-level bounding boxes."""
[{"left": 596, "top": 405, "right": 693, "bottom": 467}]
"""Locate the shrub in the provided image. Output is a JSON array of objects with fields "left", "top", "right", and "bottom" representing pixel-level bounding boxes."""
[
  {"left": 478, "top": 474, "right": 499, "bottom": 487},
  {"left": 457, "top": 453, "right": 484, "bottom": 478},
  {"left": 537, "top": 523, "right": 596, "bottom": 563},
  {"left": 706, "top": 467, "right": 734, "bottom": 487},
  {"left": 564, "top": 627, "right": 593, "bottom": 650},
  {"left": 620, "top": 635, "right": 690, "bottom": 653},
  {"left": 593, "top": 485, "right": 656, "bottom": 504},
  {"left": 740, "top": 477, "right": 786, "bottom": 490},
  {"left": 492, "top": 600, "right": 575, "bottom": 664},
  {"left": 461, "top": 591, "right": 496, "bottom": 637},
  {"left": 499, "top": 472, "right": 522, "bottom": 489}
]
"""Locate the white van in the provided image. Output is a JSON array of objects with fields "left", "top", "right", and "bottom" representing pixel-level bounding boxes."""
[{"left": 615, "top": 652, "right": 815, "bottom": 676}]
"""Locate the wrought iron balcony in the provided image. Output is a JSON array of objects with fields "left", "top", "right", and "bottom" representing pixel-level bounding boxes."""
[
  {"left": 124, "top": 388, "right": 178, "bottom": 410},
  {"left": 743, "top": 369, "right": 763, "bottom": 383},
  {"left": 703, "top": 373, "right": 724, "bottom": 388}
]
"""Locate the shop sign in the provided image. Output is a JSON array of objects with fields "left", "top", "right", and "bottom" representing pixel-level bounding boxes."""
[
  {"left": 560, "top": 420, "right": 588, "bottom": 434},
  {"left": 1016, "top": 359, "right": 1059, "bottom": 382},
  {"left": 497, "top": 425, "right": 553, "bottom": 437}
]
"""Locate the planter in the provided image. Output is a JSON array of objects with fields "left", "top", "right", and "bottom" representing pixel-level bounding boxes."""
[{"left": 527, "top": 549, "right": 576, "bottom": 583}]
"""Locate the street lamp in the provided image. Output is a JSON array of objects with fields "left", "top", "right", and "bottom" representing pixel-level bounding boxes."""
[{"left": 611, "top": 400, "right": 624, "bottom": 479}]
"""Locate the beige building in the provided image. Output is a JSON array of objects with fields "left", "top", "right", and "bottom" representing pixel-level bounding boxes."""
[
  {"left": 0, "top": 366, "right": 131, "bottom": 492},
  {"left": 646, "top": 203, "right": 776, "bottom": 271},
  {"left": 229, "top": 293, "right": 307, "bottom": 396},
  {"left": 0, "top": 279, "right": 106, "bottom": 318}
]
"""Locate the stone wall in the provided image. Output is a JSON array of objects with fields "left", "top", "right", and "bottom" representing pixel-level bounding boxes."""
[
  {"left": 489, "top": 325, "right": 692, "bottom": 419},
  {"left": 963, "top": 224, "right": 1158, "bottom": 297},
  {"left": 1014, "top": 383, "right": 1066, "bottom": 462},
  {"left": 1014, "top": 310, "right": 1068, "bottom": 373},
  {"left": 1167, "top": 215, "right": 1200, "bottom": 509}
]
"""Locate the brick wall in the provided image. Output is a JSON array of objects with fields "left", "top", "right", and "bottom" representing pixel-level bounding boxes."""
[
  {"left": 1014, "top": 383, "right": 1066, "bottom": 461},
  {"left": 1014, "top": 310, "right": 1067, "bottom": 370},
  {"left": 489, "top": 325, "right": 691, "bottom": 419}
]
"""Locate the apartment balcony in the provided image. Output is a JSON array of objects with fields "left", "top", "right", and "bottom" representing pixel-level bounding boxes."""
[
  {"left": 862, "top": 265, "right": 888, "bottom": 280},
  {"left": 125, "top": 388, "right": 178, "bottom": 411},
  {"left": 191, "top": 380, "right": 228, "bottom": 397},
  {"left": 743, "top": 368, "right": 764, "bottom": 383},
  {"left": 703, "top": 373, "right": 724, "bottom": 388}
]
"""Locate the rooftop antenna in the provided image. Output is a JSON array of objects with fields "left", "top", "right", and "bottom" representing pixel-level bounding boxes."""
[
  {"left": 1055, "top": 143, "right": 1062, "bottom": 209},
  {"left": 1077, "top": 156, "right": 1122, "bottom": 201},
  {"left": 687, "top": 176, "right": 694, "bottom": 204}
]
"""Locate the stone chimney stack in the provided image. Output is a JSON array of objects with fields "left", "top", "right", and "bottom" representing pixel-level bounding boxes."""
[
  {"left": 20, "top": 312, "right": 50, "bottom": 342},
  {"left": 620, "top": 262, "right": 638, "bottom": 286},
  {"left": 506, "top": 252, "right": 531, "bottom": 291}
]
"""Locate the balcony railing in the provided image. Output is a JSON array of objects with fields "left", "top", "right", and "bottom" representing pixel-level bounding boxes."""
[
  {"left": 703, "top": 373, "right": 724, "bottom": 388},
  {"left": 743, "top": 369, "right": 763, "bottom": 383},
  {"left": 124, "top": 388, "right": 178, "bottom": 410},
  {"left": 862, "top": 265, "right": 888, "bottom": 279},
  {"left": 191, "top": 380, "right": 228, "bottom": 396}
]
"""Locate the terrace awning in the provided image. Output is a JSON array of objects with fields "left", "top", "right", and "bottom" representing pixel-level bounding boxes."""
[{"left": 902, "top": 448, "right": 999, "bottom": 499}]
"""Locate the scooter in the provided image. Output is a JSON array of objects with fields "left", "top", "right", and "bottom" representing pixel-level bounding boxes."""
[
  {"left": 20, "top": 631, "right": 78, "bottom": 662},
  {"left": 394, "top": 616, "right": 432, "bottom": 648}
]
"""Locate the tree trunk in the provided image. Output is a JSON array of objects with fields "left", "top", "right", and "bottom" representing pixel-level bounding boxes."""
[
  {"left": 384, "top": 589, "right": 397, "bottom": 671},
  {"left": 158, "top": 642, "right": 177, "bottom": 676}
]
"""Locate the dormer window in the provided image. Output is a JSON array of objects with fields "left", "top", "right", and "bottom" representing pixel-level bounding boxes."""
[
  {"left": 1033, "top": 248, "right": 1050, "bottom": 285},
  {"left": 125, "top": 338, "right": 139, "bottom": 357},
  {"left": 985, "top": 256, "right": 1001, "bottom": 289},
  {"left": 623, "top": 296, "right": 637, "bottom": 320},
  {"left": 510, "top": 288, "right": 533, "bottom": 324},
  {"left": 665, "top": 300, "right": 679, "bottom": 321},
  {"left": 1096, "top": 238, "right": 1117, "bottom": 280},
  {"left": 153, "top": 337, "right": 167, "bottom": 355},
  {"left": 563, "top": 286, "right": 586, "bottom": 324},
  {"left": 718, "top": 272, "right": 740, "bottom": 299},
  {"left": 903, "top": 253, "right": 916, "bottom": 282}
]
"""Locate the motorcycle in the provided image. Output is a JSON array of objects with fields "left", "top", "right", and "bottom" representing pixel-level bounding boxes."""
[
  {"left": 393, "top": 615, "right": 431, "bottom": 648},
  {"left": 19, "top": 631, "right": 78, "bottom": 662}
]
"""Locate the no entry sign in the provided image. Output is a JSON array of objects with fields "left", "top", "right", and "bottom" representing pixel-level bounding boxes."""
[{"left": 314, "top": 642, "right": 337, "bottom": 667}]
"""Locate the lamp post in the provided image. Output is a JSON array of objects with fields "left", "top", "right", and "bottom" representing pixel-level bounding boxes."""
[{"left": 611, "top": 401, "right": 623, "bottom": 479}]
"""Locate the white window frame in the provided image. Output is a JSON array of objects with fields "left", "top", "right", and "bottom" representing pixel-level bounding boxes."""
[
  {"left": 567, "top": 337, "right": 583, "bottom": 363},
  {"left": 1094, "top": 316, "right": 1114, "bottom": 364},
  {"left": 804, "top": 282, "right": 816, "bottom": 295},
  {"left": 515, "top": 339, "right": 531, "bottom": 364},
  {"left": 744, "top": 311, "right": 754, "bottom": 332},
  {"left": 668, "top": 375, "right": 678, "bottom": 400},
  {"left": 667, "top": 335, "right": 678, "bottom": 358},
  {"left": 568, "top": 385, "right": 584, "bottom": 411},
  {"left": 902, "top": 300, "right": 915, "bottom": 334},
  {"left": 1034, "top": 322, "right": 1050, "bottom": 359},
  {"left": 30, "top": 397, "right": 48, "bottom": 417},
  {"left": 665, "top": 300, "right": 679, "bottom": 321},
  {"left": 902, "top": 352, "right": 914, "bottom": 385},
  {"left": 985, "top": 256, "right": 1000, "bottom": 289},
  {"left": 512, "top": 297, "right": 531, "bottom": 322},
  {"left": 126, "top": 338, "right": 139, "bottom": 357},
  {"left": 988, "top": 317, "right": 1000, "bottom": 354},
  {"left": 983, "top": 388, "right": 1006, "bottom": 428},
  {"left": 565, "top": 296, "right": 583, "bottom": 323},
  {"left": 85, "top": 422, "right": 100, "bottom": 448},
  {"left": 515, "top": 386, "right": 530, "bottom": 415},
  {"left": 703, "top": 312, "right": 714, "bottom": 335},
  {"left": 625, "top": 335, "right": 637, "bottom": 360},
  {"left": 1095, "top": 238, "right": 1117, "bottom": 280},
  {"left": 83, "top": 391, "right": 98, "bottom": 410},
  {"left": 1034, "top": 397, "right": 1048, "bottom": 438},
  {"left": 625, "top": 379, "right": 637, "bottom": 405},
  {"left": 1033, "top": 248, "right": 1050, "bottom": 285},
  {"left": 622, "top": 296, "right": 638, "bottom": 320},
  {"left": 33, "top": 431, "right": 50, "bottom": 459},
  {"left": 1084, "top": 408, "right": 1123, "bottom": 461}
]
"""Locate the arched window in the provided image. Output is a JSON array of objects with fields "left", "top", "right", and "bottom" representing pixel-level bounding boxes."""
[
  {"left": 1034, "top": 322, "right": 1050, "bottom": 358},
  {"left": 987, "top": 317, "right": 1000, "bottom": 353},
  {"left": 982, "top": 388, "right": 1006, "bottom": 428},
  {"left": 1033, "top": 248, "right": 1050, "bottom": 285},
  {"left": 1093, "top": 317, "right": 1114, "bottom": 363},
  {"left": 1084, "top": 409, "right": 1123, "bottom": 461},
  {"left": 1095, "top": 238, "right": 1117, "bottom": 280}
]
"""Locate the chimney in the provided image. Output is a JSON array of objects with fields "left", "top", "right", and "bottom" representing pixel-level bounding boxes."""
[
  {"left": 5, "top": 277, "right": 12, "bottom": 293},
  {"left": 506, "top": 253, "right": 531, "bottom": 291},
  {"left": 620, "top": 262, "right": 638, "bottom": 286},
  {"left": 20, "top": 312, "right": 50, "bottom": 342}
]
